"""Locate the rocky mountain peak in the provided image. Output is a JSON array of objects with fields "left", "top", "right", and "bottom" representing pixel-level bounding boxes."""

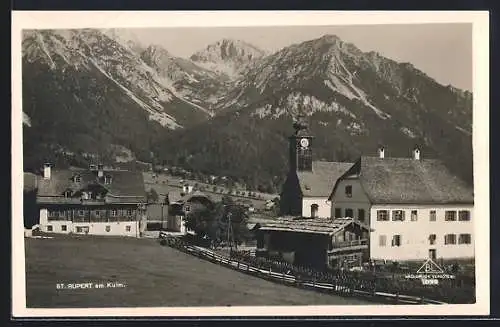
[{"left": 189, "top": 38, "right": 266, "bottom": 78}]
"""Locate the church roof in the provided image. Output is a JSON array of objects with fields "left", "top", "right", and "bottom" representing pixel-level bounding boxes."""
[
  {"left": 297, "top": 161, "right": 354, "bottom": 197},
  {"left": 329, "top": 156, "right": 474, "bottom": 205}
]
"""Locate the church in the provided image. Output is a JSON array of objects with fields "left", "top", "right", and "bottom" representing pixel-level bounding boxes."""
[{"left": 279, "top": 117, "right": 353, "bottom": 218}]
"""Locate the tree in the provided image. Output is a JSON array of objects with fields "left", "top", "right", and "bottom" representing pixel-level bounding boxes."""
[
  {"left": 183, "top": 198, "right": 250, "bottom": 249},
  {"left": 146, "top": 188, "right": 159, "bottom": 203}
]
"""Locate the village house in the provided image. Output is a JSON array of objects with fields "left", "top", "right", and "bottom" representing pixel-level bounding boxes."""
[
  {"left": 329, "top": 146, "right": 474, "bottom": 262},
  {"left": 36, "top": 163, "right": 147, "bottom": 237},
  {"left": 167, "top": 190, "right": 215, "bottom": 234},
  {"left": 280, "top": 118, "right": 353, "bottom": 218}
]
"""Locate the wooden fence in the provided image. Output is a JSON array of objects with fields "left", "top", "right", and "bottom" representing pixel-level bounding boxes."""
[{"left": 159, "top": 236, "right": 446, "bottom": 305}]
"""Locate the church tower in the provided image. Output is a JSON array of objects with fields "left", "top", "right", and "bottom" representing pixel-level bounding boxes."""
[{"left": 289, "top": 115, "right": 314, "bottom": 172}]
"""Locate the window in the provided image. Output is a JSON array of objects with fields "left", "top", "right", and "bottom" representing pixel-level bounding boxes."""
[
  {"left": 64, "top": 190, "right": 71, "bottom": 198},
  {"left": 334, "top": 208, "right": 342, "bottom": 218},
  {"left": 379, "top": 235, "right": 387, "bottom": 247},
  {"left": 391, "top": 235, "right": 402, "bottom": 247},
  {"left": 111, "top": 209, "right": 117, "bottom": 217},
  {"left": 411, "top": 210, "right": 418, "bottom": 221},
  {"left": 429, "top": 210, "right": 436, "bottom": 222},
  {"left": 78, "top": 210, "right": 85, "bottom": 217},
  {"left": 104, "top": 175, "right": 112, "bottom": 184},
  {"left": 76, "top": 226, "right": 89, "bottom": 234},
  {"left": 184, "top": 205, "right": 191, "bottom": 213},
  {"left": 105, "top": 225, "right": 111, "bottom": 232},
  {"left": 126, "top": 209, "right": 133, "bottom": 216},
  {"left": 459, "top": 234, "right": 472, "bottom": 244},
  {"left": 310, "top": 204, "right": 319, "bottom": 218},
  {"left": 126, "top": 225, "right": 131, "bottom": 232},
  {"left": 429, "top": 234, "right": 436, "bottom": 245},
  {"left": 377, "top": 210, "right": 389, "bottom": 221},
  {"left": 459, "top": 210, "right": 471, "bottom": 221},
  {"left": 358, "top": 209, "right": 365, "bottom": 222},
  {"left": 74, "top": 175, "right": 81, "bottom": 183},
  {"left": 345, "top": 208, "right": 353, "bottom": 218},
  {"left": 94, "top": 210, "right": 100, "bottom": 217},
  {"left": 47, "top": 225, "right": 53, "bottom": 232},
  {"left": 444, "top": 234, "right": 457, "bottom": 245},
  {"left": 445, "top": 211, "right": 457, "bottom": 221},
  {"left": 392, "top": 210, "right": 405, "bottom": 221},
  {"left": 61, "top": 225, "right": 67, "bottom": 232},
  {"left": 58, "top": 211, "right": 66, "bottom": 218},
  {"left": 345, "top": 185, "right": 352, "bottom": 198}
]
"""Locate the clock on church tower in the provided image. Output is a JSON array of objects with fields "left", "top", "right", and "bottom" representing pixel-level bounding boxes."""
[{"left": 289, "top": 117, "right": 314, "bottom": 172}]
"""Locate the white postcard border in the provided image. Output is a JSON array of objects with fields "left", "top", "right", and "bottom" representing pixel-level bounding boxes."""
[{"left": 11, "top": 10, "right": 490, "bottom": 317}]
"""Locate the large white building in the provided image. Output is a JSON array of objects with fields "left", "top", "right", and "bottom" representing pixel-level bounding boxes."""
[{"left": 329, "top": 147, "right": 474, "bottom": 262}]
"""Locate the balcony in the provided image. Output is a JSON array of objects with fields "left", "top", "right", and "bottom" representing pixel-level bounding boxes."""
[
  {"left": 80, "top": 199, "right": 106, "bottom": 205},
  {"left": 329, "top": 239, "right": 369, "bottom": 253}
]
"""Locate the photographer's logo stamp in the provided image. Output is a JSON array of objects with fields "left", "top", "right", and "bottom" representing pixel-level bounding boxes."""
[{"left": 405, "top": 259, "right": 455, "bottom": 285}]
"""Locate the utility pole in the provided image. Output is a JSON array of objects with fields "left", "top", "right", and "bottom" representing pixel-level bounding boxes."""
[{"left": 227, "top": 211, "right": 233, "bottom": 253}]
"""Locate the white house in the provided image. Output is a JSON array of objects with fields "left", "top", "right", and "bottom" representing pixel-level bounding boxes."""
[
  {"left": 280, "top": 119, "right": 352, "bottom": 218},
  {"left": 36, "top": 163, "right": 147, "bottom": 237},
  {"left": 182, "top": 184, "right": 194, "bottom": 194},
  {"left": 329, "top": 147, "right": 474, "bottom": 262}
]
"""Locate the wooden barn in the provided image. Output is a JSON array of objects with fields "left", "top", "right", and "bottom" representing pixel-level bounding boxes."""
[{"left": 256, "top": 217, "right": 371, "bottom": 270}]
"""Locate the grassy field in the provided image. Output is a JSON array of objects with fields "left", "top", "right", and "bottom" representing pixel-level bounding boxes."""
[{"left": 25, "top": 235, "right": 371, "bottom": 308}]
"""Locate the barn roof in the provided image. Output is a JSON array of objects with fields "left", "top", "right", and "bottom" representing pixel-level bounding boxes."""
[
  {"left": 297, "top": 161, "right": 353, "bottom": 197},
  {"left": 330, "top": 156, "right": 474, "bottom": 205},
  {"left": 258, "top": 217, "right": 371, "bottom": 235},
  {"left": 37, "top": 168, "right": 146, "bottom": 201}
]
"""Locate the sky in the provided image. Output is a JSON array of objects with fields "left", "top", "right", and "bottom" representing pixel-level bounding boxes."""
[{"left": 124, "top": 23, "right": 472, "bottom": 91}]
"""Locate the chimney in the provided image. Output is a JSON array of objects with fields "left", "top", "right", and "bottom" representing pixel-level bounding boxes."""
[
  {"left": 97, "top": 164, "right": 104, "bottom": 178},
  {"left": 413, "top": 146, "right": 421, "bottom": 160},
  {"left": 43, "top": 163, "right": 51, "bottom": 180},
  {"left": 378, "top": 146, "right": 385, "bottom": 159}
]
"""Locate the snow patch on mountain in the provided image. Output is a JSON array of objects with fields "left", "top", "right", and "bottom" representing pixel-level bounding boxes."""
[
  {"left": 455, "top": 125, "right": 472, "bottom": 136},
  {"left": 35, "top": 32, "right": 57, "bottom": 69},
  {"left": 324, "top": 78, "right": 357, "bottom": 100},
  {"left": 252, "top": 92, "right": 357, "bottom": 119},
  {"left": 23, "top": 112, "right": 32, "bottom": 127},
  {"left": 400, "top": 127, "right": 417, "bottom": 138},
  {"left": 346, "top": 122, "right": 365, "bottom": 135},
  {"left": 88, "top": 57, "right": 181, "bottom": 129}
]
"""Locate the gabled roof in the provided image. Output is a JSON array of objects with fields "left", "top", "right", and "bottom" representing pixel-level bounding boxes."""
[
  {"left": 184, "top": 191, "right": 212, "bottom": 202},
  {"left": 297, "top": 161, "right": 353, "bottom": 197},
  {"left": 259, "top": 217, "right": 371, "bottom": 235},
  {"left": 36, "top": 168, "right": 146, "bottom": 200},
  {"left": 330, "top": 156, "right": 474, "bottom": 205}
]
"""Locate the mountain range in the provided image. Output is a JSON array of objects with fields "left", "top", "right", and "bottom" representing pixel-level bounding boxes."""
[{"left": 22, "top": 29, "right": 473, "bottom": 192}]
